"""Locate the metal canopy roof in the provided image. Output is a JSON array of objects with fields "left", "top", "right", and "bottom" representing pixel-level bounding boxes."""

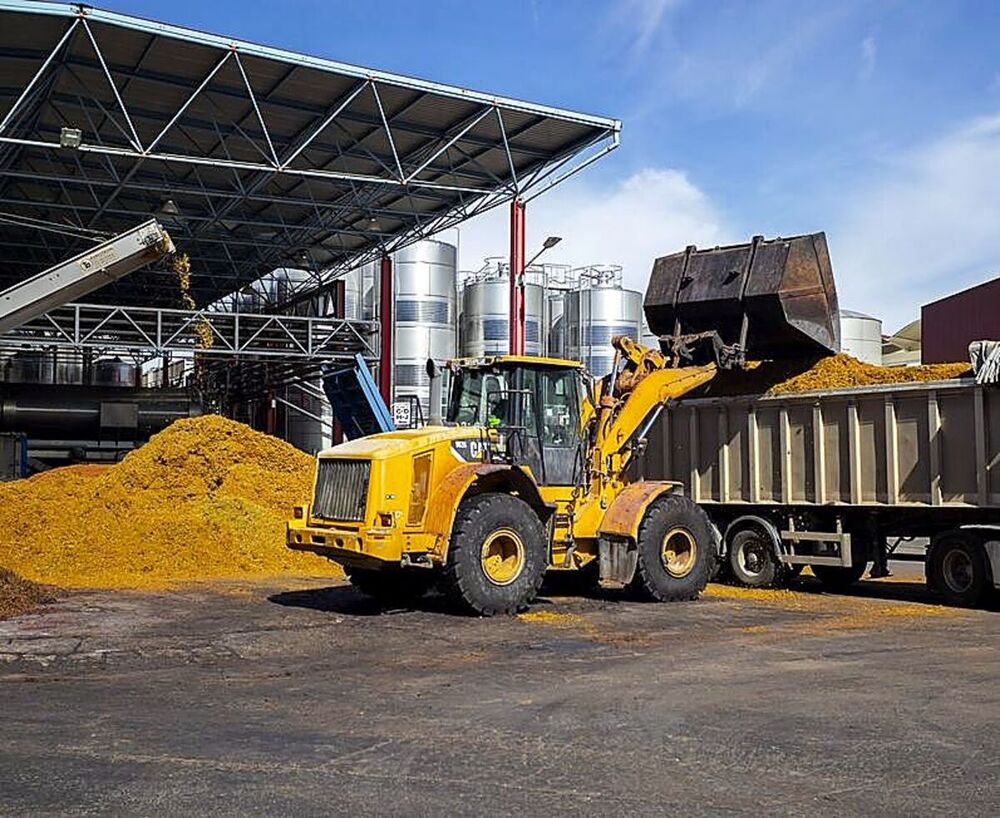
[{"left": 0, "top": 0, "right": 620, "bottom": 310}]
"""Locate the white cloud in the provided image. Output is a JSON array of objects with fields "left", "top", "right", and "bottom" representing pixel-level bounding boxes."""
[
  {"left": 452, "top": 168, "right": 732, "bottom": 294},
  {"left": 860, "top": 35, "right": 877, "bottom": 80},
  {"left": 618, "top": 0, "right": 680, "bottom": 62},
  {"left": 834, "top": 113, "right": 1000, "bottom": 331},
  {"left": 660, "top": 5, "right": 851, "bottom": 110}
]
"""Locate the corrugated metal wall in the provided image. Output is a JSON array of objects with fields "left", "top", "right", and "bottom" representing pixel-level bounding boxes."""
[{"left": 922, "top": 277, "right": 1000, "bottom": 363}]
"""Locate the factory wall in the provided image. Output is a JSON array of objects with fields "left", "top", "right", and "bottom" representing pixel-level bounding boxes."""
[{"left": 922, "top": 276, "right": 1000, "bottom": 364}]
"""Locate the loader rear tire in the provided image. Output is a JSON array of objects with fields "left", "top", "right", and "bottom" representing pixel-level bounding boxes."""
[
  {"left": 629, "top": 494, "right": 713, "bottom": 602},
  {"left": 442, "top": 492, "right": 547, "bottom": 616},
  {"left": 346, "top": 567, "right": 434, "bottom": 605}
]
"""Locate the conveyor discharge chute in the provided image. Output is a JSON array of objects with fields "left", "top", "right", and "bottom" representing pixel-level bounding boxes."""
[
  {"left": 0, "top": 219, "right": 174, "bottom": 335},
  {"left": 644, "top": 232, "right": 841, "bottom": 366}
]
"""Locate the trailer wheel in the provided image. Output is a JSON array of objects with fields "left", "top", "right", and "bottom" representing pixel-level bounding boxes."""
[
  {"left": 629, "top": 494, "right": 713, "bottom": 602},
  {"left": 728, "top": 525, "right": 783, "bottom": 588},
  {"left": 441, "top": 492, "right": 547, "bottom": 616},
  {"left": 346, "top": 567, "right": 434, "bottom": 605},
  {"left": 928, "top": 533, "right": 992, "bottom": 607}
]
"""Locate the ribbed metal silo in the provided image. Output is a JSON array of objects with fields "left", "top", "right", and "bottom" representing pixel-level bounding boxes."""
[
  {"left": 640, "top": 317, "right": 660, "bottom": 351},
  {"left": 839, "top": 309, "right": 883, "bottom": 364},
  {"left": 562, "top": 269, "right": 643, "bottom": 376},
  {"left": 547, "top": 291, "right": 566, "bottom": 358},
  {"left": 392, "top": 240, "right": 458, "bottom": 420},
  {"left": 460, "top": 266, "right": 545, "bottom": 358}
]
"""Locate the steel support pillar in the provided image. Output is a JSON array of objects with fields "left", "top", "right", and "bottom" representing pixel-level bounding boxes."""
[
  {"left": 378, "top": 254, "right": 393, "bottom": 405},
  {"left": 509, "top": 199, "right": 526, "bottom": 356},
  {"left": 331, "top": 278, "right": 346, "bottom": 445}
]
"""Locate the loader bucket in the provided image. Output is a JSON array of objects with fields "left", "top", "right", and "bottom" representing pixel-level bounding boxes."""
[{"left": 644, "top": 232, "right": 840, "bottom": 363}]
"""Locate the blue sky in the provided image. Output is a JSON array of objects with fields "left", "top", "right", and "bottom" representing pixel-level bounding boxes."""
[{"left": 101, "top": 0, "right": 1000, "bottom": 330}]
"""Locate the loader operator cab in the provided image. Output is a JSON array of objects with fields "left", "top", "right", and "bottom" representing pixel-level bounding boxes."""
[{"left": 446, "top": 357, "right": 589, "bottom": 486}]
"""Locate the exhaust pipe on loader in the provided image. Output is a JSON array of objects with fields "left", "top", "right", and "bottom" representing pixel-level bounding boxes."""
[{"left": 644, "top": 232, "right": 841, "bottom": 368}]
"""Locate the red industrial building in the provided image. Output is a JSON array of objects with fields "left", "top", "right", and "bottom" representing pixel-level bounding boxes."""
[{"left": 922, "top": 276, "right": 1000, "bottom": 363}]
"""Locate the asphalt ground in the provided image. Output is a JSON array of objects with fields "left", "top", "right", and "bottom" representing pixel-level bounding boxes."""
[{"left": 1, "top": 565, "right": 997, "bottom": 817}]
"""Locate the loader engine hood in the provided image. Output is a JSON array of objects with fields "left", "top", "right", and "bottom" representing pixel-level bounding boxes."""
[{"left": 316, "top": 426, "right": 489, "bottom": 462}]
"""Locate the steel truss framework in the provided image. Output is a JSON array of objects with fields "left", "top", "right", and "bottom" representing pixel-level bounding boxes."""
[
  {"left": 0, "top": 301, "right": 376, "bottom": 361},
  {"left": 0, "top": 0, "right": 620, "bottom": 313}
]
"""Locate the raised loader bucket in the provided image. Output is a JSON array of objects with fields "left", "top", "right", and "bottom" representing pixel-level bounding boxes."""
[{"left": 644, "top": 232, "right": 840, "bottom": 365}]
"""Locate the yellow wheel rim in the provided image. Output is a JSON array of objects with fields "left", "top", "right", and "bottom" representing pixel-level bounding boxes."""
[
  {"left": 480, "top": 528, "right": 525, "bottom": 586},
  {"left": 661, "top": 527, "right": 697, "bottom": 578}
]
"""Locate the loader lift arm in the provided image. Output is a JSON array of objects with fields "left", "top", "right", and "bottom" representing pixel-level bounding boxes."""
[{"left": 589, "top": 335, "right": 715, "bottom": 485}]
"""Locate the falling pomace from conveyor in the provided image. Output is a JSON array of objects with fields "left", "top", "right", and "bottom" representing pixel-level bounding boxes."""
[{"left": 643, "top": 232, "right": 841, "bottom": 368}]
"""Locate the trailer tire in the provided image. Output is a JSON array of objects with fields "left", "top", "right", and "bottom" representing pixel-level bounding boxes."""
[
  {"left": 442, "top": 492, "right": 547, "bottom": 616},
  {"left": 728, "top": 525, "right": 783, "bottom": 588},
  {"left": 928, "top": 532, "right": 992, "bottom": 608},
  {"left": 629, "top": 494, "right": 713, "bottom": 602},
  {"left": 346, "top": 568, "right": 435, "bottom": 605}
]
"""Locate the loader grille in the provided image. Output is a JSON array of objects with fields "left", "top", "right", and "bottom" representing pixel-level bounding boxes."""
[{"left": 312, "top": 458, "right": 370, "bottom": 522}]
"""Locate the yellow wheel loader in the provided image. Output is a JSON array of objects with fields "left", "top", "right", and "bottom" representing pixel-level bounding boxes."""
[{"left": 288, "top": 233, "right": 840, "bottom": 615}]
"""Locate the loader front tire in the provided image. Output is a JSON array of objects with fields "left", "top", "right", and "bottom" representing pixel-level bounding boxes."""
[
  {"left": 629, "top": 493, "right": 713, "bottom": 602},
  {"left": 442, "top": 492, "right": 547, "bottom": 616}
]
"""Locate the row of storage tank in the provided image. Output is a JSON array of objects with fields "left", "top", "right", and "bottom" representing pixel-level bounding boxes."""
[
  {"left": 344, "top": 239, "right": 651, "bottom": 419},
  {"left": 2, "top": 351, "right": 136, "bottom": 386}
]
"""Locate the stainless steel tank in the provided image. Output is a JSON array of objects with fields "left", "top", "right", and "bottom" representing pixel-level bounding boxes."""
[
  {"left": 460, "top": 273, "right": 545, "bottom": 358},
  {"left": 94, "top": 357, "right": 136, "bottom": 388},
  {"left": 283, "top": 380, "right": 333, "bottom": 454},
  {"left": 547, "top": 291, "right": 566, "bottom": 358},
  {"left": 5, "top": 350, "right": 55, "bottom": 384},
  {"left": 840, "top": 309, "right": 883, "bottom": 364},
  {"left": 393, "top": 240, "right": 457, "bottom": 420},
  {"left": 640, "top": 318, "right": 659, "bottom": 351},
  {"left": 563, "top": 285, "right": 643, "bottom": 376},
  {"left": 55, "top": 354, "right": 84, "bottom": 385}
]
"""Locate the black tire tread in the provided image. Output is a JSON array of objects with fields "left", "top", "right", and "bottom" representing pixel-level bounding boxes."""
[
  {"left": 927, "top": 533, "right": 992, "bottom": 608},
  {"left": 728, "top": 525, "right": 784, "bottom": 588},
  {"left": 442, "top": 492, "right": 547, "bottom": 616},
  {"left": 629, "top": 493, "right": 713, "bottom": 602}
]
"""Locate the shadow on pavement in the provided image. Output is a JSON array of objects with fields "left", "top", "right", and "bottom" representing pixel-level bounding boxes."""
[
  {"left": 268, "top": 585, "right": 462, "bottom": 617},
  {"left": 784, "top": 575, "right": 1000, "bottom": 612}
]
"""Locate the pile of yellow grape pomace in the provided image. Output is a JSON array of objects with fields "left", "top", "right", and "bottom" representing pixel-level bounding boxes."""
[{"left": 0, "top": 416, "right": 339, "bottom": 589}]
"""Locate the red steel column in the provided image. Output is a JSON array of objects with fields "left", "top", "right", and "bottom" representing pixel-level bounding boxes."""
[
  {"left": 509, "top": 199, "right": 526, "bottom": 356},
  {"left": 378, "top": 253, "right": 393, "bottom": 405}
]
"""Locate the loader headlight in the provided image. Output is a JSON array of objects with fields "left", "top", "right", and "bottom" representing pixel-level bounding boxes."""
[{"left": 293, "top": 505, "right": 306, "bottom": 520}]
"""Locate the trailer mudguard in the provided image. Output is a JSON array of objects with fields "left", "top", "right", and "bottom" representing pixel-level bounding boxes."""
[{"left": 599, "top": 480, "right": 683, "bottom": 542}]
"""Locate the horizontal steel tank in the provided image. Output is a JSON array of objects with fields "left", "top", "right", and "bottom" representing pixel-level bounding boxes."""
[
  {"left": 460, "top": 266, "right": 545, "bottom": 358},
  {"left": 0, "top": 384, "right": 200, "bottom": 439}
]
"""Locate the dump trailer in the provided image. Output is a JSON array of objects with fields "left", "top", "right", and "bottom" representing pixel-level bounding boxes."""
[
  {"left": 289, "top": 232, "right": 841, "bottom": 615},
  {"left": 645, "top": 377, "right": 1000, "bottom": 606}
]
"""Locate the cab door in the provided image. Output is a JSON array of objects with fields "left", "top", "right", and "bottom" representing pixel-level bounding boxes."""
[{"left": 536, "top": 368, "right": 584, "bottom": 486}]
